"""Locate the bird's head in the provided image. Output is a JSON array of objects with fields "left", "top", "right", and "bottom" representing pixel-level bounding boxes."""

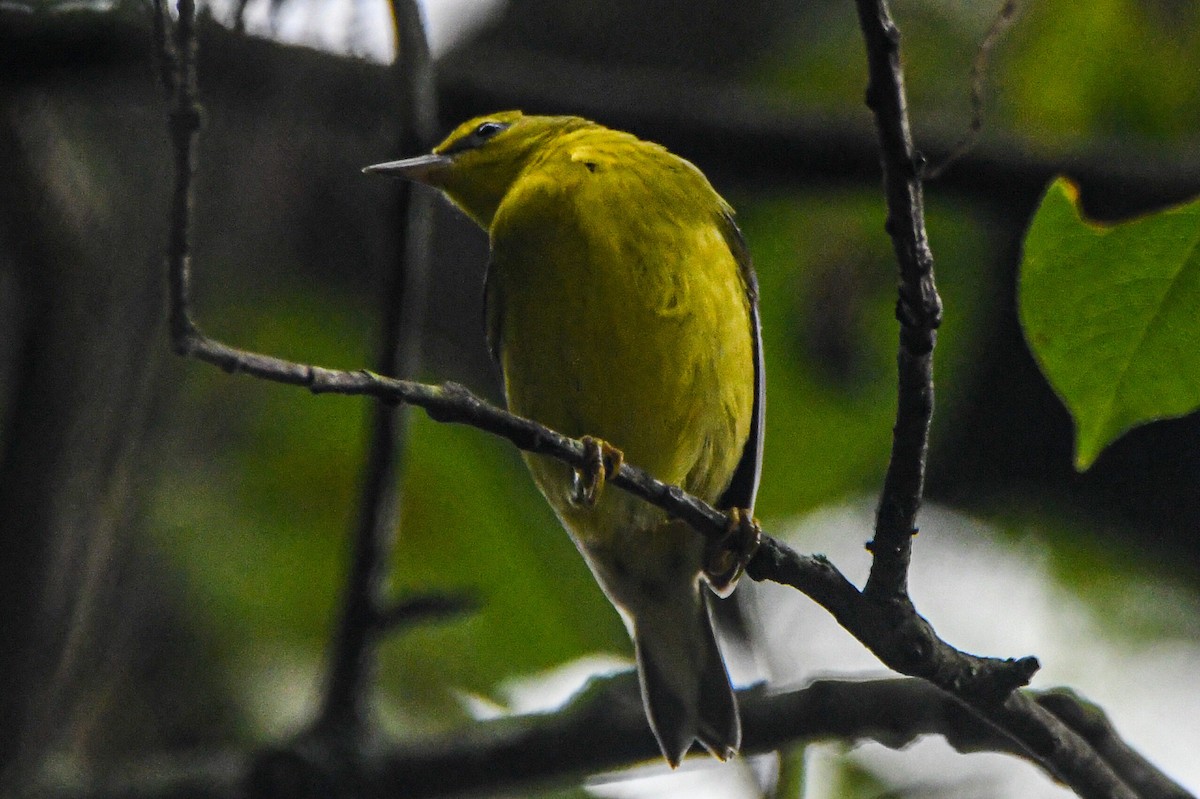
[{"left": 364, "top": 110, "right": 590, "bottom": 229}]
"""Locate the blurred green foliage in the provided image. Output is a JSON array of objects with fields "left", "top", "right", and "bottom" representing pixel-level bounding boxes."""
[
  {"left": 153, "top": 282, "right": 626, "bottom": 733},
  {"left": 759, "top": 0, "right": 1200, "bottom": 148},
  {"left": 1000, "top": 0, "right": 1200, "bottom": 143},
  {"left": 3, "top": 0, "right": 1200, "bottom": 797},
  {"left": 383, "top": 411, "right": 625, "bottom": 722},
  {"left": 734, "top": 190, "right": 993, "bottom": 517},
  {"left": 151, "top": 289, "right": 374, "bottom": 683}
]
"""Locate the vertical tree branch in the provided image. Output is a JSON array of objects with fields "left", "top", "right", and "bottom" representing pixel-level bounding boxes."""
[
  {"left": 843, "top": 5, "right": 1153, "bottom": 797},
  {"left": 315, "top": 0, "right": 439, "bottom": 734},
  {"left": 162, "top": 0, "right": 202, "bottom": 351},
  {"left": 853, "top": 0, "right": 943, "bottom": 605}
]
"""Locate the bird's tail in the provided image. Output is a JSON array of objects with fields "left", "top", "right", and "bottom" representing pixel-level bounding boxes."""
[{"left": 633, "top": 592, "right": 740, "bottom": 767}]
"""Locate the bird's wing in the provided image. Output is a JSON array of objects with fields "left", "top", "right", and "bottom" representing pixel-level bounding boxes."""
[
  {"left": 715, "top": 210, "right": 765, "bottom": 514},
  {"left": 481, "top": 165, "right": 569, "bottom": 395},
  {"left": 482, "top": 256, "right": 503, "bottom": 368}
]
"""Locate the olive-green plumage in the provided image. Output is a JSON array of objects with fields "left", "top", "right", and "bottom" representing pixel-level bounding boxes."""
[{"left": 366, "top": 111, "right": 764, "bottom": 767}]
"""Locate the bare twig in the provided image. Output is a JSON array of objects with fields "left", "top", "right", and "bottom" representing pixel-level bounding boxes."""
[
  {"left": 924, "top": 0, "right": 1022, "bottom": 181},
  {"left": 1037, "top": 689, "right": 1194, "bottom": 799},
  {"left": 853, "top": 0, "right": 943, "bottom": 606},
  {"left": 162, "top": 0, "right": 201, "bottom": 352},
  {"left": 373, "top": 591, "right": 478, "bottom": 633}
]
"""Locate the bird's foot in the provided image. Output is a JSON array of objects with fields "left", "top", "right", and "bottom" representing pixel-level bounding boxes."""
[
  {"left": 570, "top": 436, "right": 624, "bottom": 507},
  {"left": 703, "top": 507, "right": 761, "bottom": 595}
]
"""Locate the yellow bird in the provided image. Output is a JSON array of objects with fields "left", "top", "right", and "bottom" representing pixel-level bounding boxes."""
[{"left": 366, "top": 111, "right": 763, "bottom": 767}]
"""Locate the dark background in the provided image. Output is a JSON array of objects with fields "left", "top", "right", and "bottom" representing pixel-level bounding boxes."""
[{"left": 1, "top": 0, "right": 1198, "bottom": 794}]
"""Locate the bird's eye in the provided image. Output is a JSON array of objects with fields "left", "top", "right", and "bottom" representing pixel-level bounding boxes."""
[
  {"left": 474, "top": 121, "right": 508, "bottom": 140},
  {"left": 439, "top": 119, "right": 512, "bottom": 156}
]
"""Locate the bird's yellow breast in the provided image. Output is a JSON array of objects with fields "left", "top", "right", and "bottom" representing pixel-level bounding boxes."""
[{"left": 487, "top": 132, "right": 755, "bottom": 544}]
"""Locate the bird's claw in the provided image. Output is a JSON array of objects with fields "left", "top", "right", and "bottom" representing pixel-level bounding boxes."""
[
  {"left": 570, "top": 436, "right": 624, "bottom": 507},
  {"left": 703, "top": 507, "right": 761, "bottom": 595}
]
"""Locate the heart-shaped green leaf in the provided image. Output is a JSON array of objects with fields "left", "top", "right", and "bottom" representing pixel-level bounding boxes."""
[{"left": 1020, "top": 178, "right": 1200, "bottom": 470}]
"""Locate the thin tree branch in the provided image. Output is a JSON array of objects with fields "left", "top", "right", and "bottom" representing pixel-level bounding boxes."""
[
  {"left": 314, "top": 0, "right": 439, "bottom": 738},
  {"left": 843, "top": 5, "right": 1148, "bottom": 798},
  {"left": 372, "top": 590, "right": 478, "bottom": 633},
  {"left": 370, "top": 676, "right": 1030, "bottom": 798},
  {"left": 744, "top": 538, "right": 1038, "bottom": 699},
  {"left": 161, "top": 0, "right": 201, "bottom": 351},
  {"left": 37, "top": 678, "right": 1184, "bottom": 799},
  {"left": 1037, "top": 689, "right": 1194, "bottom": 799},
  {"left": 923, "top": 0, "right": 1022, "bottom": 181},
  {"left": 853, "top": 0, "right": 942, "bottom": 606}
]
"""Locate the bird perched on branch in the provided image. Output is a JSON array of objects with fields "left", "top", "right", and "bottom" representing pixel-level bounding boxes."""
[{"left": 365, "top": 111, "right": 763, "bottom": 767}]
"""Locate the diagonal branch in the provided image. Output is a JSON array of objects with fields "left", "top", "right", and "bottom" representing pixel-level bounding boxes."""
[{"left": 1037, "top": 690, "right": 1194, "bottom": 799}]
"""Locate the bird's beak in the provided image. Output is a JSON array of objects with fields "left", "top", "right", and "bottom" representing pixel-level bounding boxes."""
[{"left": 362, "top": 153, "right": 452, "bottom": 184}]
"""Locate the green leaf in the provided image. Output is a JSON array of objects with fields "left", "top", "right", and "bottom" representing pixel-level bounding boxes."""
[{"left": 1019, "top": 178, "right": 1200, "bottom": 470}]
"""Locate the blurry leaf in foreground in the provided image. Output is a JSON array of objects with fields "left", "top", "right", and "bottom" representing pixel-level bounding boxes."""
[{"left": 1019, "top": 178, "right": 1200, "bottom": 470}]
